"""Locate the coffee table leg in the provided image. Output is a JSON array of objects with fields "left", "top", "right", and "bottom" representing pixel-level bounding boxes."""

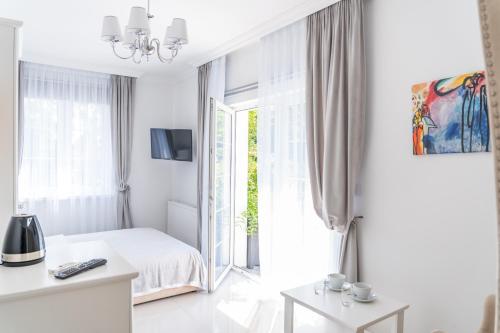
[
  {"left": 284, "top": 298, "right": 294, "bottom": 333},
  {"left": 396, "top": 311, "right": 405, "bottom": 333}
]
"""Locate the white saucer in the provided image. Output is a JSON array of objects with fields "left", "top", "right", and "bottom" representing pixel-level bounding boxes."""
[
  {"left": 327, "top": 286, "right": 343, "bottom": 292},
  {"left": 353, "top": 293, "right": 377, "bottom": 303},
  {"left": 327, "top": 282, "right": 351, "bottom": 292}
]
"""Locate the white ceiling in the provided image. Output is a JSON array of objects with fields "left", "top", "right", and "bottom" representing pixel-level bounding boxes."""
[{"left": 0, "top": 0, "right": 336, "bottom": 80}]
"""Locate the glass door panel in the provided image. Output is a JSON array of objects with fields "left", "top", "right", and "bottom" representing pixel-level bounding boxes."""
[{"left": 208, "top": 98, "right": 235, "bottom": 291}]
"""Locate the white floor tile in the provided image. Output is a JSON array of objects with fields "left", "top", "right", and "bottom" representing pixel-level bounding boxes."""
[{"left": 133, "top": 271, "right": 347, "bottom": 333}]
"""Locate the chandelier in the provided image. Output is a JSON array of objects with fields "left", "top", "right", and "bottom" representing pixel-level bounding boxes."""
[{"left": 100, "top": 0, "right": 188, "bottom": 64}]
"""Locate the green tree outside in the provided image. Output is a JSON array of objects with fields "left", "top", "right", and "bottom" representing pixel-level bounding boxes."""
[{"left": 241, "top": 109, "right": 258, "bottom": 236}]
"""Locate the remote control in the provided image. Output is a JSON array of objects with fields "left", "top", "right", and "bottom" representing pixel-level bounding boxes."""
[{"left": 54, "top": 258, "right": 107, "bottom": 280}]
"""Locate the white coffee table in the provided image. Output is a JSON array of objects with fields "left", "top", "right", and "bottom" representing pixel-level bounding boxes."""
[{"left": 281, "top": 282, "right": 409, "bottom": 333}]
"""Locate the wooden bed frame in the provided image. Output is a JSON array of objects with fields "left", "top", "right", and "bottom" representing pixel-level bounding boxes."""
[{"left": 133, "top": 285, "right": 200, "bottom": 305}]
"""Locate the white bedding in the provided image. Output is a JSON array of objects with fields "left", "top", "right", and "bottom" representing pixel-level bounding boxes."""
[{"left": 49, "top": 228, "right": 207, "bottom": 296}]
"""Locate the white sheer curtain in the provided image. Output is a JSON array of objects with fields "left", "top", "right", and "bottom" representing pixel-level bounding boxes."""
[
  {"left": 258, "top": 20, "right": 340, "bottom": 290},
  {"left": 18, "top": 62, "right": 117, "bottom": 236},
  {"left": 199, "top": 56, "right": 226, "bottom": 263}
]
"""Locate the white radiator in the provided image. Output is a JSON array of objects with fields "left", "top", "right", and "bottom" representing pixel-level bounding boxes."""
[{"left": 167, "top": 201, "right": 197, "bottom": 248}]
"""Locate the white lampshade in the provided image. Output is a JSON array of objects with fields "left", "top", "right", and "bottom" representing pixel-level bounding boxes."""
[
  {"left": 167, "top": 18, "right": 188, "bottom": 45},
  {"left": 127, "top": 7, "right": 150, "bottom": 34},
  {"left": 162, "top": 26, "right": 175, "bottom": 46},
  {"left": 101, "top": 16, "right": 122, "bottom": 42},
  {"left": 122, "top": 26, "right": 137, "bottom": 47}
]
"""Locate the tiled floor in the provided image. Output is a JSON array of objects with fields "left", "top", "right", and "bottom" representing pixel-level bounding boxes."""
[{"left": 133, "top": 271, "right": 347, "bottom": 333}]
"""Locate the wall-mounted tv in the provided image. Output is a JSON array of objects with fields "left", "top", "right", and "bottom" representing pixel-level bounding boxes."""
[{"left": 150, "top": 128, "right": 192, "bottom": 162}]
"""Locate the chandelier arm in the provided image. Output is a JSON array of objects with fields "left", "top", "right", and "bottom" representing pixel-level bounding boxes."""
[
  {"left": 132, "top": 49, "right": 143, "bottom": 64},
  {"left": 142, "top": 36, "right": 154, "bottom": 55},
  {"left": 103, "top": 4, "right": 185, "bottom": 65},
  {"left": 171, "top": 47, "right": 179, "bottom": 58},
  {"left": 151, "top": 38, "right": 176, "bottom": 63},
  {"left": 111, "top": 42, "right": 137, "bottom": 60}
]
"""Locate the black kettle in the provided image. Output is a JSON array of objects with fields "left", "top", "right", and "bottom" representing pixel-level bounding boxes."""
[{"left": 1, "top": 214, "right": 45, "bottom": 267}]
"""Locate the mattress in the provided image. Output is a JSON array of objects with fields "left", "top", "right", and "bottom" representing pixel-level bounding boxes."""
[{"left": 48, "top": 228, "right": 207, "bottom": 297}]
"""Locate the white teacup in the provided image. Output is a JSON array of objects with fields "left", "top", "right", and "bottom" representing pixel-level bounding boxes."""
[
  {"left": 328, "top": 273, "right": 346, "bottom": 290},
  {"left": 352, "top": 282, "right": 372, "bottom": 300}
]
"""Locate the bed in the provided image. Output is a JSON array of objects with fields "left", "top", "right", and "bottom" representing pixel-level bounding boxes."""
[{"left": 46, "top": 228, "right": 207, "bottom": 305}]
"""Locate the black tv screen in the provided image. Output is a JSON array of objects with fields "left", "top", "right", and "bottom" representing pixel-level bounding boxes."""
[{"left": 150, "top": 128, "right": 192, "bottom": 161}]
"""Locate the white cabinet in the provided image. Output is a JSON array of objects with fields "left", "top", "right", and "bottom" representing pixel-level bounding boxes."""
[
  {"left": 0, "top": 18, "right": 21, "bottom": 247},
  {"left": 0, "top": 241, "right": 139, "bottom": 333}
]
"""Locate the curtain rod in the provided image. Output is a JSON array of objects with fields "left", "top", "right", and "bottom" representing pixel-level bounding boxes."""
[{"left": 224, "top": 82, "right": 258, "bottom": 97}]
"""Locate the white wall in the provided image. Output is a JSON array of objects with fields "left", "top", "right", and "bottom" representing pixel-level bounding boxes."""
[
  {"left": 225, "top": 42, "right": 259, "bottom": 105},
  {"left": 0, "top": 19, "right": 17, "bottom": 249},
  {"left": 226, "top": 42, "right": 259, "bottom": 91},
  {"left": 0, "top": 20, "right": 18, "bottom": 247},
  {"left": 361, "top": 1, "right": 496, "bottom": 333},
  {"left": 129, "top": 76, "right": 174, "bottom": 232},
  {"left": 166, "top": 3, "right": 496, "bottom": 332},
  {"left": 170, "top": 71, "right": 199, "bottom": 207}
]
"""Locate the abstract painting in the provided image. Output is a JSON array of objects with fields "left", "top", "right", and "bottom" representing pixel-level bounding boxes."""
[{"left": 412, "top": 71, "right": 489, "bottom": 155}]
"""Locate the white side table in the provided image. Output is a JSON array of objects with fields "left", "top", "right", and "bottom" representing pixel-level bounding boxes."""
[{"left": 281, "top": 282, "right": 409, "bottom": 333}]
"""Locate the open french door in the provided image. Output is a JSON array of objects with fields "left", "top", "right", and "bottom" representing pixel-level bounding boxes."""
[{"left": 208, "top": 98, "right": 235, "bottom": 292}]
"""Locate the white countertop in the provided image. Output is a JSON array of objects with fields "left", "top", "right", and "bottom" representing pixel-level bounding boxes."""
[
  {"left": 281, "top": 282, "right": 409, "bottom": 331},
  {"left": 0, "top": 240, "right": 139, "bottom": 303}
]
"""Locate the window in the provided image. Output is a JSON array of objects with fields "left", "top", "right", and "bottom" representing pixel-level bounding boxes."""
[{"left": 18, "top": 62, "right": 117, "bottom": 235}]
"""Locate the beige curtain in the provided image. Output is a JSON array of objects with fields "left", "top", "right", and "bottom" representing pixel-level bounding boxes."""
[
  {"left": 306, "top": 0, "right": 365, "bottom": 282},
  {"left": 478, "top": 0, "right": 500, "bottom": 330},
  {"left": 196, "top": 57, "right": 226, "bottom": 262},
  {"left": 197, "top": 63, "right": 211, "bottom": 252},
  {"left": 111, "top": 75, "right": 135, "bottom": 229}
]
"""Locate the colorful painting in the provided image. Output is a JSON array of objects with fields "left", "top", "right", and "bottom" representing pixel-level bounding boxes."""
[{"left": 412, "top": 71, "right": 490, "bottom": 155}]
